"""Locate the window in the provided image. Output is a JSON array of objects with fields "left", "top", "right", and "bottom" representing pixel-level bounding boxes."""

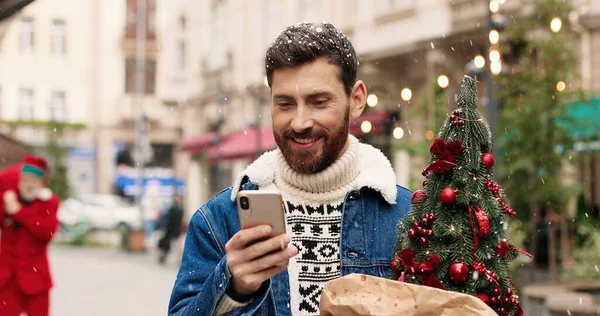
[
  {"left": 19, "top": 17, "right": 34, "bottom": 52},
  {"left": 178, "top": 40, "right": 186, "bottom": 70},
  {"left": 51, "top": 19, "right": 66, "bottom": 55},
  {"left": 19, "top": 88, "right": 34, "bottom": 120},
  {"left": 125, "top": 58, "right": 156, "bottom": 94},
  {"left": 125, "top": 0, "right": 156, "bottom": 40},
  {"left": 50, "top": 91, "right": 67, "bottom": 121},
  {"left": 379, "top": 0, "right": 415, "bottom": 12}
]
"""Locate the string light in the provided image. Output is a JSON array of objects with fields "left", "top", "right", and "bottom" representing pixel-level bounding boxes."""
[
  {"left": 361, "top": 121, "right": 372, "bottom": 133},
  {"left": 366, "top": 94, "right": 378, "bottom": 107},
  {"left": 491, "top": 61, "right": 502, "bottom": 75},
  {"left": 401, "top": 88, "right": 412, "bottom": 101},
  {"left": 489, "top": 50, "right": 501, "bottom": 63},
  {"left": 425, "top": 130, "right": 435, "bottom": 140},
  {"left": 437, "top": 75, "right": 449, "bottom": 89},
  {"left": 393, "top": 127, "right": 405, "bottom": 139},
  {"left": 556, "top": 81, "right": 566, "bottom": 92},
  {"left": 489, "top": 0, "right": 499, "bottom": 13},
  {"left": 550, "top": 17, "right": 562, "bottom": 33},
  {"left": 489, "top": 30, "right": 500, "bottom": 44},
  {"left": 474, "top": 55, "right": 485, "bottom": 68}
]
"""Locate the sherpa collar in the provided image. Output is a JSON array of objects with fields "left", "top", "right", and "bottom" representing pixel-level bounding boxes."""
[{"left": 230, "top": 137, "right": 398, "bottom": 204}]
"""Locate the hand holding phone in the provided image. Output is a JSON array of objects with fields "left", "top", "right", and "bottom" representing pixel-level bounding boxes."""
[{"left": 225, "top": 191, "right": 298, "bottom": 297}]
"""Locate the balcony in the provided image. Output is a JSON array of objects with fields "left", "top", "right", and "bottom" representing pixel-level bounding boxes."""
[
  {"left": 118, "top": 95, "right": 177, "bottom": 126},
  {"left": 451, "top": 0, "right": 521, "bottom": 34}
]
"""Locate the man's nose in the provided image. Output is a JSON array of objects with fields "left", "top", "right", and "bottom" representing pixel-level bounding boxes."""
[{"left": 290, "top": 106, "right": 314, "bottom": 132}]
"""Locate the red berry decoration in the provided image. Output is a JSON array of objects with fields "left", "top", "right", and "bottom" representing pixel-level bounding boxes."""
[
  {"left": 419, "top": 237, "right": 429, "bottom": 246},
  {"left": 411, "top": 189, "right": 427, "bottom": 204},
  {"left": 453, "top": 110, "right": 460, "bottom": 115},
  {"left": 426, "top": 230, "right": 434, "bottom": 238},
  {"left": 422, "top": 218, "right": 430, "bottom": 226},
  {"left": 408, "top": 229, "right": 417, "bottom": 239},
  {"left": 476, "top": 293, "right": 489, "bottom": 304},
  {"left": 481, "top": 153, "right": 495, "bottom": 169},
  {"left": 506, "top": 289, "right": 513, "bottom": 296},
  {"left": 490, "top": 297, "right": 498, "bottom": 305},
  {"left": 448, "top": 262, "right": 470, "bottom": 285},
  {"left": 440, "top": 188, "right": 457, "bottom": 205},
  {"left": 498, "top": 307, "right": 507, "bottom": 316},
  {"left": 492, "top": 288, "right": 500, "bottom": 296},
  {"left": 391, "top": 258, "right": 400, "bottom": 273},
  {"left": 497, "top": 240, "right": 510, "bottom": 258},
  {"left": 413, "top": 222, "right": 420, "bottom": 229}
]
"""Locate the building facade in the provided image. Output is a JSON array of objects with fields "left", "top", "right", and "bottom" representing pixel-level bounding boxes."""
[
  {"left": 0, "top": 0, "right": 183, "bottom": 200},
  {"left": 165, "top": 0, "right": 600, "bottom": 221}
]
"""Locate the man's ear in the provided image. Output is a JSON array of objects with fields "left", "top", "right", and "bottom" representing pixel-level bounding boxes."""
[{"left": 349, "top": 80, "right": 367, "bottom": 120}]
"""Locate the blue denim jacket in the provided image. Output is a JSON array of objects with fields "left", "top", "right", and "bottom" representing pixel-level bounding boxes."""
[{"left": 168, "top": 183, "right": 411, "bottom": 316}]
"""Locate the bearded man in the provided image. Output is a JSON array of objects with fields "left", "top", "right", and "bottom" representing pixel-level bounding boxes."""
[{"left": 168, "top": 22, "right": 412, "bottom": 316}]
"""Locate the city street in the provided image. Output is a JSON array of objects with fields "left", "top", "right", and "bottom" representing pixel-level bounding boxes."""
[{"left": 49, "top": 245, "right": 179, "bottom": 316}]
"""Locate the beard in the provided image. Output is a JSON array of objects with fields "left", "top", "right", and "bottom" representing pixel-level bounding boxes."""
[{"left": 274, "top": 107, "right": 350, "bottom": 174}]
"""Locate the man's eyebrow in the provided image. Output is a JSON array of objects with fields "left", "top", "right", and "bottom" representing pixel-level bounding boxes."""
[
  {"left": 306, "top": 91, "right": 334, "bottom": 99},
  {"left": 272, "top": 94, "right": 294, "bottom": 100}
]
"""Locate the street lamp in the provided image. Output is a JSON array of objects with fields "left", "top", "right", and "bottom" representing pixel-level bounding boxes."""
[
  {"left": 401, "top": 88, "right": 412, "bottom": 101},
  {"left": 366, "top": 94, "right": 378, "bottom": 107}
]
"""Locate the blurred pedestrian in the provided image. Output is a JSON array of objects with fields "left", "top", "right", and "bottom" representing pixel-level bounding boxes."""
[
  {"left": 158, "top": 195, "right": 184, "bottom": 264},
  {"left": 0, "top": 156, "right": 60, "bottom": 316}
]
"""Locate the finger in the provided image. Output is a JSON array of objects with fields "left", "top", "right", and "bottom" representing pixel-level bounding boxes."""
[
  {"left": 245, "top": 244, "right": 298, "bottom": 274},
  {"left": 250, "top": 262, "right": 290, "bottom": 284},
  {"left": 226, "top": 225, "right": 272, "bottom": 250},
  {"left": 241, "top": 233, "right": 291, "bottom": 262}
]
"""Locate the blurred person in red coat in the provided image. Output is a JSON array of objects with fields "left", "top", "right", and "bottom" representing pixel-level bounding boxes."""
[{"left": 0, "top": 156, "right": 59, "bottom": 316}]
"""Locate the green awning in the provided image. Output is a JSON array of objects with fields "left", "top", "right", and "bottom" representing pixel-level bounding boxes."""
[{"left": 562, "top": 96, "right": 600, "bottom": 140}]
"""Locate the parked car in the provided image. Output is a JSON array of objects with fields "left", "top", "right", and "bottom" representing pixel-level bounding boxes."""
[{"left": 58, "top": 194, "right": 143, "bottom": 232}]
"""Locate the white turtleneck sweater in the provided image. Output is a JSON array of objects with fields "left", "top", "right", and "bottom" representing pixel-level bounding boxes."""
[{"left": 276, "top": 136, "right": 359, "bottom": 315}]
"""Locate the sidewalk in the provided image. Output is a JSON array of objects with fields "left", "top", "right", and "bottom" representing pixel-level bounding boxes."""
[{"left": 49, "top": 245, "right": 179, "bottom": 316}]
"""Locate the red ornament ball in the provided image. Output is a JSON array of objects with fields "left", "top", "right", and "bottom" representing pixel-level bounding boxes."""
[
  {"left": 490, "top": 297, "right": 498, "bottom": 305},
  {"left": 408, "top": 229, "right": 417, "bottom": 239},
  {"left": 448, "top": 262, "right": 470, "bottom": 285},
  {"left": 498, "top": 307, "right": 507, "bottom": 316},
  {"left": 497, "top": 240, "right": 510, "bottom": 258},
  {"left": 492, "top": 288, "right": 501, "bottom": 296},
  {"left": 419, "top": 237, "right": 429, "bottom": 246},
  {"left": 506, "top": 289, "right": 514, "bottom": 296},
  {"left": 481, "top": 153, "right": 495, "bottom": 169},
  {"left": 476, "top": 293, "right": 489, "bottom": 304},
  {"left": 440, "top": 188, "right": 457, "bottom": 205},
  {"left": 411, "top": 189, "right": 427, "bottom": 204}
]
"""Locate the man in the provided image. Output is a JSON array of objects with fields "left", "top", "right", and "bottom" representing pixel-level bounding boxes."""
[
  {"left": 168, "top": 22, "right": 412, "bottom": 316},
  {"left": 0, "top": 155, "right": 60, "bottom": 316},
  {"left": 158, "top": 195, "right": 184, "bottom": 265}
]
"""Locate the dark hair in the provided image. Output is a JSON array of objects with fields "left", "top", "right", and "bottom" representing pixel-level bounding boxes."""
[{"left": 265, "top": 22, "right": 358, "bottom": 96}]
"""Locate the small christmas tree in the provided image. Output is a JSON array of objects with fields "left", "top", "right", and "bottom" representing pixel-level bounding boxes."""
[{"left": 391, "top": 76, "right": 531, "bottom": 316}]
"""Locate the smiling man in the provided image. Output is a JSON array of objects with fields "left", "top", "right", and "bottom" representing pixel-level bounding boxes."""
[{"left": 168, "top": 22, "right": 412, "bottom": 316}]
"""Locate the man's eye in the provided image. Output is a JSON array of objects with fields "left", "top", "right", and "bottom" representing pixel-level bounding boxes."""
[
  {"left": 278, "top": 102, "right": 292, "bottom": 108},
  {"left": 314, "top": 100, "right": 328, "bottom": 106}
]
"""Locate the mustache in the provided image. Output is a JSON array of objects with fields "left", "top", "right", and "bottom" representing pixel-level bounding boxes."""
[{"left": 281, "top": 129, "right": 327, "bottom": 139}]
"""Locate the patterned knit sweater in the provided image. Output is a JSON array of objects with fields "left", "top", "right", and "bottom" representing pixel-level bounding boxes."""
[{"left": 276, "top": 136, "right": 359, "bottom": 315}]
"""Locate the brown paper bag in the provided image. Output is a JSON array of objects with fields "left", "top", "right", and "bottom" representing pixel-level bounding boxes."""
[{"left": 320, "top": 274, "right": 497, "bottom": 316}]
